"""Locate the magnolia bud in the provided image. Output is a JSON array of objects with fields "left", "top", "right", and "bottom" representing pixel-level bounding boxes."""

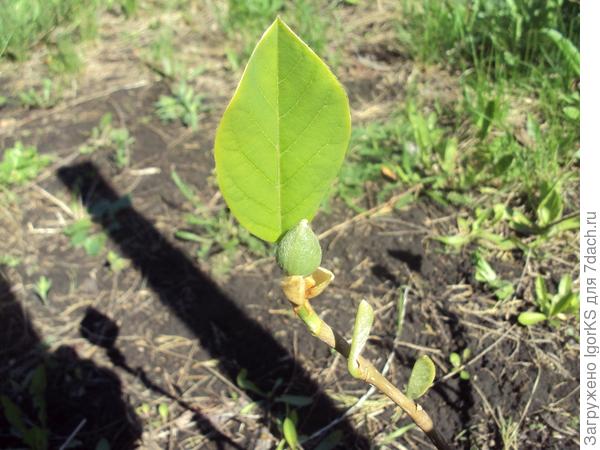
[{"left": 276, "top": 219, "right": 322, "bottom": 276}]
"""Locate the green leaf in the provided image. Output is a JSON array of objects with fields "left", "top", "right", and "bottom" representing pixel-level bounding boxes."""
[
  {"left": 380, "top": 424, "right": 416, "bottom": 445},
  {"left": 283, "top": 416, "right": 299, "bottom": 450},
  {"left": 406, "top": 355, "right": 435, "bottom": 400},
  {"left": 158, "top": 403, "right": 169, "bottom": 421},
  {"left": 1, "top": 395, "right": 27, "bottom": 435},
  {"left": 434, "top": 234, "right": 471, "bottom": 248},
  {"left": 215, "top": 18, "right": 351, "bottom": 242},
  {"left": 348, "top": 300, "right": 374, "bottom": 379},
  {"left": 542, "top": 28, "right": 580, "bottom": 76},
  {"left": 274, "top": 394, "right": 313, "bottom": 407},
  {"left": 95, "top": 438, "right": 111, "bottom": 450},
  {"left": 236, "top": 369, "right": 265, "bottom": 396},
  {"left": 449, "top": 352, "right": 461, "bottom": 368},
  {"left": 563, "top": 106, "right": 579, "bottom": 121},
  {"left": 474, "top": 255, "right": 498, "bottom": 285},
  {"left": 84, "top": 233, "right": 106, "bottom": 256},
  {"left": 536, "top": 186, "right": 563, "bottom": 228},
  {"left": 517, "top": 311, "right": 547, "bottom": 326},
  {"left": 535, "top": 276, "right": 549, "bottom": 310},
  {"left": 314, "top": 430, "right": 343, "bottom": 450}
]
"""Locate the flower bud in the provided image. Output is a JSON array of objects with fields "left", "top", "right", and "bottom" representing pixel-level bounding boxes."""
[{"left": 276, "top": 219, "right": 322, "bottom": 276}]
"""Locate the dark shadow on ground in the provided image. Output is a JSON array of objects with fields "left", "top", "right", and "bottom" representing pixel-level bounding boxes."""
[
  {"left": 80, "top": 307, "right": 244, "bottom": 450},
  {"left": 388, "top": 249, "right": 422, "bottom": 272},
  {"left": 0, "top": 270, "right": 141, "bottom": 449},
  {"left": 57, "top": 162, "right": 368, "bottom": 449}
]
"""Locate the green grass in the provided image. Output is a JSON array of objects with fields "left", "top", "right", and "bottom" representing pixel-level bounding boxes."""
[
  {"left": 171, "top": 170, "right": 269, "bottom": 276},
  {"left": 333, "top": 1, "right": 579, "bottom": 259},
  {"left": 0, "top": 0, "right": 136, "bottom": 64},
  {"left": 215, "top": 0, "right": 335, "bottom": 68},
  {"left": 155, "top": 81, "right": 206, "bottom": 129},
  {"left": 0, "top": 141, "right": 52, "bottom": 187}
]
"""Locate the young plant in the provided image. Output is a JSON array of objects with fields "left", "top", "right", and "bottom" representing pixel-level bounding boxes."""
[
  {"left": 449, "top": 348, "right": 471, "bottom": 381},
  {"left": 110, "top": 128, "right": 134, "bottom": 170},
  {"left": 18, "top": 78, "right": 58, "bottom": 109},
  {"left": 64, "top": 218, "right": 106, "bottom": 257},
  {"left": 0, "top": 142, "right": 52, "bottom": 187},
  {"left": 0, "top": 364, "right": 48, "bottom": 450},
  {"left": 214, "top": 18, "right": 450, "bottom": 449},
  {"left": 518, "top": 274, "right": 579, "bottom": 327},
  {"left": 155, "top": 81, "right": 205, "bottom": 129},
  {"left": 34, "top": 275, "right": 52, "bottom": 304},
  {"left": 473, "top": 252, "right": 514, "bottom": 302}
]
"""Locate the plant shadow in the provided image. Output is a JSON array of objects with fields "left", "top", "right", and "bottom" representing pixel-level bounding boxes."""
[
  {"left": 57, "top": 161, "right": 368, "bottom": 449},
  {"left": 0, "top": 270, "right": 141, "bottom": 449}
]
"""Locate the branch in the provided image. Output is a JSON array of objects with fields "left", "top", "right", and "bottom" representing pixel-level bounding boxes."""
[{"left": 282, "top": 269, "right": 451, "bottom": 450}]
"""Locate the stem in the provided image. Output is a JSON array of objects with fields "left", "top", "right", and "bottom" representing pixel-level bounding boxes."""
[{"left": 295, "top": 301, "right": 452, "bottom": 450}]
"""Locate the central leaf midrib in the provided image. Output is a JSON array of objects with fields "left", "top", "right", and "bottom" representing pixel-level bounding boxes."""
[{"left": 275, "top": 23, "right": 282, "bottom": 236}]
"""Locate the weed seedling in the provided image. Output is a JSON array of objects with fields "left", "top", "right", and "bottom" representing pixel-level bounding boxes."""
[
  {"left": 110, "top": 128, "right": 134, "bottom": 170},
  {"left": 79, "top": 113, "right": 114, "bottom": 154},
  {"left": 18, "top": 79, "right": 59, "bottom": 109},
  {"left": 79, "top": 113, "right": 134, "bottom": 169},
  {"left": 473, "top": 253, "right": 514, "bottom": 302},
  {"left": 214, "top": 18, "right": 450, "bottom": 449},
  {"left": 107, "top": 250, "right": 128, "bottom": 273},
  {"left": 0, "top": 364, "right": 48, "bottom": 450},
  {"left": 449, "top": 348, "right": 471, "bottom": 381},
  {"left": 518, "top": 274, "right": 579, "bottom": 327},
  {"left": 0, "top": 142, "right": 52, "bottom": 187},
  {"left": 34, "top": 275, "right": 52, "bottom": 304},
  {"left": 171, "top": 170, "right": 267, "bottom": 276},
  {"left": 156, "top": 82, "right": 206, "bottom": 129},
  {"left": 64, "top": 218, "right": 107, "bottom": 257}
]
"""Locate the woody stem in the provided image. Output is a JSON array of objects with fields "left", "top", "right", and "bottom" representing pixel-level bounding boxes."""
[{"left": 294, "top": 301, "right": 452, "bottom": 450}]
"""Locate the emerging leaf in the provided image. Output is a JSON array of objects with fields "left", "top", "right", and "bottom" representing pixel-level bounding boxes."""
[
  {"left": 518, "top": 311, "right": 547, "bottom": 326},
  {"left": 406, "top": 355, "right": 436, "bottom": 400},
  {"left": 283, "top": 416, "right": 299, "bottom": 450},
  {"left": 215, "top": 18, "right": 351, "bottom": 242},
  {"left": 348, "top": 300, "right": 374, "bottom": 379}
]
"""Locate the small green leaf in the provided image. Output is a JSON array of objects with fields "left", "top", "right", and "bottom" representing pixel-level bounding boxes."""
[
  {"left": 536, "top": 186, "right": 563, "bottom": 228},
  {"left": 459, "top": 370, "right": 470, "bottom": 381},
  {"left": 348, "top": 300, "right": 374, "bottom": 379},
  {"left": 563, "top": 106, "right": 579, "bottom": 120},
  {"left": 34, "top": 276, "right": 52, "bottom": 303},
  {"left": 314, "top": 430, "right": 343, "bottom": 450},
  {"left": 240, "top": 401, "right": 260, "bottom": 415},
  {"left": 283, "top": 416, "right": 299, "bottom": 450},
  {"left": 542, "top": 28, "right": 580, "bottom": 76},
  {"left": 474, "top": 255, "right": 498, "bottom": 284},
  {"left": 517, "top": 311, "right": 547, "bottom": 326},
  {"left": 158, "top": 403, "right": 169, "bottom": 421},
  {"left": 236, "top": 369, "right": 265, "bottom": 396},
  {"left": 535, "top": 276, "right": 549, "bottom": 309},
  {"left": 84, "top": 233, "right": 106, "bottom": 256},
  {"left": 95, "top": 438, "right": 111, "bottom": 450},
  {"left": 449, "top": 352, "right": 461, "bottom": 368},
  {"left": 380, "top": 424, "right": 416, "bottom": 445},
  {"left": 434, "top": 234, "right": 471, "bottom": 247},
  {"left": 274, "top": 394, "right": 313, "bottom": 407},
  {"left": 1, "top": 395, "right": 27, "bottom": 435},
  {"left": 406, "top": 355, "right": 435, "bottom": 400},
  {"left": 215, "top": 18, "right": 351, "bottom": 242}
]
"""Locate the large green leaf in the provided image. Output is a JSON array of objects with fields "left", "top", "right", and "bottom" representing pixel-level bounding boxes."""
[{"left": 215, "top": 18, "right": 351, "bottom": 242}]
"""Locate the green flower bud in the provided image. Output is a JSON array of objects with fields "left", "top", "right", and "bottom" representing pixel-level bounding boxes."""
[{"left": 276, "top": 219, "right": 322, "bottom": 276}]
